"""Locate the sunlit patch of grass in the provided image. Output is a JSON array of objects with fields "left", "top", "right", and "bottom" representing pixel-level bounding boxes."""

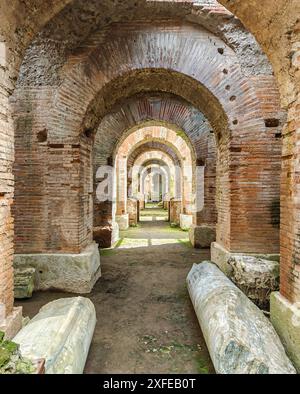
[
  {"left": 100, "top": 248, "right": 117, "bottom": 256},
  {"left": 178, "top": 239, "right": 192, "bottom": 248},
  {"left": 151, "top": 238, "right": 181, "bottom": 246},
  {"left": 139, "top": 216, "right": 153, "bottom": 222},
  {"left": 118, "top": 238, "right": 149, "bottom": 249},
  {"left": 196, "top": 356, "right": 210, "bottom": 374},
  {"left": 139, "top": 335, "right": 211, "bottom": 373},
  {"left": 114, "top": 238, "right": 124, "bottom": 248}
]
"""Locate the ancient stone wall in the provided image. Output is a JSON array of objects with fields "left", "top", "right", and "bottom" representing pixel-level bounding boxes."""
[
  {"left": 219, "top": 0, "right": 300, "bottom": 302},
  {"left": 0, "top": 0, "right": 295, "bottom": 329},
  {"left": 12, "top": 22, "right": 281, "bottom": 257}
]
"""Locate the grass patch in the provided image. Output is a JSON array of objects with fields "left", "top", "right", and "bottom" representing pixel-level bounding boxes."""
[
  {"left": 196, "top": 356, "right": 210, "bottom": 374},
  {"left": 100, "top": 248, "right": 117, "bottom": 256},
  {"left": 178, "top": 239, "right": 192, "bottom": 248}
]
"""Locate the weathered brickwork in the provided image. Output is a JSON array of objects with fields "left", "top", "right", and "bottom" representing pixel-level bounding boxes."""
[
  {"left": 219, "top": 0, "right": 300, "bottom": 302},
  {"left": 0, "top": 80, "right": 14, "bottom": 317},
  {"left": 115, "top": 126, "right": 194, "bottom": 217},
  {"left": 11, "top": 89, "right": 93, "bottom": 254},
  {"left": 12, "top": 22, "right": 282, "bottom": 260},
  {"left": 0, "top": 0, "right": 298, "bottom": 339},
  {"left": 127, "top": 142, "right": 180, "bottom": 201},
  {"left": 131, "top": 151, "right": 176, "bottom": 202}
]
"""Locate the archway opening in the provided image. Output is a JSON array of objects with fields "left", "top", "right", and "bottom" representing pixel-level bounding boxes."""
[{"left": 2, "top": 0, "right": 296, "bottom": 373}]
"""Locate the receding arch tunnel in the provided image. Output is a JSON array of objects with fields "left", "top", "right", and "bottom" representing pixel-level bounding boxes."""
[{"left": 0, "top": 0, "right": 298, "bottom": 375}]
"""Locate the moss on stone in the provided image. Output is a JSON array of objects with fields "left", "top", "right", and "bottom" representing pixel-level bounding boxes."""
[
  {"left": 1, "top": 340, "right": 18, "bottom": 354},
  {"left": 0, "top": 331, "right": 36, "bottom": 374},
  {"left": 0, "top": 348, "right": 11, "bottom": 368}
]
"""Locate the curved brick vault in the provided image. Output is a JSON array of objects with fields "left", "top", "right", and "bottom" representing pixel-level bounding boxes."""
[
  {"left": 0, "top": 0, "right": 298, "bottom": 343},
  {"left": 140, "top": 164, "right": 170, "bottom": 202},
  {"left": 127, "top": 141, "right": 181, "bottom": 169},
  {"left": 127, "top": 143, "right": 181, "bottom": 196},
  {"left": 131, "top": 151, "right": 177, "bottom": 198},
  {"left": 93, "top": 93, "right": 217, "bottom": 228},
  {"left": 115, "top": 126, "right": 194, "bottom": 217},
  {"left": 94, "top": 93, "right": 212, "bottom": 164},
  {"left": 12, "top": 22, "right": 283, "bottom": 264}
]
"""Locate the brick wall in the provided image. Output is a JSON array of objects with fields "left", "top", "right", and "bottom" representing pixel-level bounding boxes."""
[
  {"left": 12, "top": 23, "right": 282, "bottom": 260},
  {"left": 0, "top": 59, "right": 14, "bottom": 316}
]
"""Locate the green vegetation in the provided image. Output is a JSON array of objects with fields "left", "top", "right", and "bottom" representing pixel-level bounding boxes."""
[
  {"left": 139, "top": 334, "right": 211, "bottom": 374},
  {"left": 178, "top": 239, "right": 192, "bottom": 248},
  {"left": 0, "top": 331, "right": 36, "bottom": 374}
]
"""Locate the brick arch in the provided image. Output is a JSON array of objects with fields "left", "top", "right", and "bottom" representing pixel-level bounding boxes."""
[
  {"left": 0, "top": 0, "right": 294, "bottom": 344},
  {"left": 0, "top": 0, "right": 74, "bottom": 322},
  {"left": 115, "top": 126, "right": 194, "bottom": 217},
  {"left": 0, "top": 0, "right": 297, "bottom": 364},
  {"left": 55, "top": 26, "right": 238, "bottom": 140},
  {"left": 12, "top": 22, "right": 282, "bottom": 265},
  {"left": 127, "top": 142, "right": 182, "bottom": 202},
  {"left": 94, "top": 92, "right": 212, "bottom": 168},
  {"left": 16, "top": 2, "right": 272, "bottom": 90},
  {"left": 131, "top": 151, "right": 179, "bottom": 200},
  {"left": 215, "top": 0, "right": 300, "bottom": 364},
  {"left": 93, "top": 93, "right": 217, "bottom": 229},
  {"left": 140, "top": 164, "right": 170, "bottom": 202},
  {"left": 127, "top": 141, "right": 181, "bottom": 169},
  {"left": 50, "top": 27, "right": 281, "bottom": 255}
]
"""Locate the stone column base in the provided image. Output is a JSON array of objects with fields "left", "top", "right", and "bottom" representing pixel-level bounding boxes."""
[
  {"left": 211, "top": 242, "right": 280, "bottom": 307},
  {"left": 211, "top": 242, "right": 280, "bottom": 276},
  {"left": 116, "top": 214, "right": 129, "bottom": 230},
  {"left": 189, "top": 224, "right": 216, "bottom": 249},
  {"left": 180, "top": 214, "right": 193, "bottom": 231},
  {"left": 93, "top": 222, "right": 119, "bottom": 248},
  {"left": 0, "top": 306, "right": 23, "bottom": 339},
  {"left": 14, "top": 242, "right": 101, "bottom": 294},
  {"left": 271, "top": 292, "right": 300, "bottom": 372}
]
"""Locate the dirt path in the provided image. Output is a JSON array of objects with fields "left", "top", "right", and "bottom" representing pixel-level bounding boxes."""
[{"left": 16, "top": 207, "right": 214, "bottom": 374}]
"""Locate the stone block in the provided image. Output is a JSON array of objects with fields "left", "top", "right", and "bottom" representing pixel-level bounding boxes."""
[
  {"left": 93, "top": 222, "right": 119, "bottom": 248},
  {"left": 189, "top": 224, "right": 216, "bottom": 248},
  {"left": 180, "top": 214, "right": 193, "bottom": 231},
  {"left": 271, "top": 292, "right": 300, "bottom": 372},
  {"left": 228, "top": 256, "right": 279, "bottom": 308},
  {"left": 14, "top": 242, "right": 101, "bottom": 294},
  {"left": 14, "top": 297, "right": 96, "bottom": 374},
  {"left": 187, "top": 262, "right": 296, "bottom": 374},
  {"left": 0, "top": 307, "right": 23, "bottom": 340},
  {"left": 211, "top": 241, "right": 280, "bottom": 276},
  {"left": 14, "top": 267, "right": 35, "bottom": 299},
  {"left": 116, "top": 214, "right": 129, "bottom": 230}
]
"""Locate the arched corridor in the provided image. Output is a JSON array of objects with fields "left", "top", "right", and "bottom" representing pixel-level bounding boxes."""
[
  {"left": 17, "top": 205, "right": 215, "bottom": 373},
  {"left": 0, "top": 0, "right": 299, "bottom": 375}
]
